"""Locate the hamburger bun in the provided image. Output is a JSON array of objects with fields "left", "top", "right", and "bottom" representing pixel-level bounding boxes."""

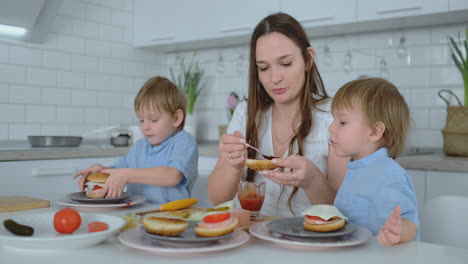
[
  {"left": 195, "top": 217, "right": 238, "bottom": 237},
  {"left": 246, "top": 159, "right": 278, "bottom": 170},
  {"left": 86, "top": 172, "right": 109, "bottom": 183},
  {"left": 85, "top": 172, "right": 109, "bottom": 199},
  {"left": 303, "top": 217, "right": 345, "bottom": 232},
  {"left": 143, "top": 217, "right": 188, "bottom": 237}
]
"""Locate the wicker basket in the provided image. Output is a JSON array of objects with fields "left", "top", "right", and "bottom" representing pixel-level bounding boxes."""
[{"left": 438, "top": 90, "right": 468, "bottom": 156}]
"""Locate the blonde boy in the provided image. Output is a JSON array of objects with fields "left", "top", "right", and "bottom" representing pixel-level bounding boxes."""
[
  {"left": 329, "top": 78, "right": 419, "bottom": 246},
  {"left": 74, "top": 76, "right": 198, "bottom": 203}
]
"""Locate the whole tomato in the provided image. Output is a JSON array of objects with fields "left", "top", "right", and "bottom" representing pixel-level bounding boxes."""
[{"left": 54, "top": 208, "right": 81, "bottom": 234}]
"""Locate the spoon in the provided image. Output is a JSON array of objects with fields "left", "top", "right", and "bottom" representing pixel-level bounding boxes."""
[{"left": 243, "top": 143, "right": 278, "bottom": 160}]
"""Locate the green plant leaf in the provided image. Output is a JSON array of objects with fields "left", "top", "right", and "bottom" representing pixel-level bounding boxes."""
[{"left": 450, "top": 37, "right": 466, "bottom": 65}]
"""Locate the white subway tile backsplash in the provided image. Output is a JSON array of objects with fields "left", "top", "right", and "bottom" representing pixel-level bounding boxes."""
[
  {"left": 123, "top": 61, "right": 146, "bottom": 77},
  {"left": 0, "top": 44, "right": 9, "bottom": 63},
  {"left": 58, "top": 71, "right": 85, "bottom": 88},
  {"left": 110, "top": 109, "right": 135, "bottom": 124},
  {"left": 51, "top": 16, "right": 75, "bottom": 35},
  {"left": 110, "top": 43, "right": 134, "bottom": 59},
  {"left": 0, "top": 84, "right": 9, "bottom": 103},
  {"left": 41, "top": 125, "right": 71, "bottom": 136},
  {"left": 430, "top": 45, "right": 451, "bottom": 65},
  {"left": 410, "top": 109, "right": 430, "bottom": 129},
  {"left": 389, "top": 67, "right": 431, "bottom": 88},
  {"left": 84, "top": 108, "right": 110, "bottom": 123},
  {"left": 43, "top": 51, "right": 71, "bottom": 70},
  {"left": 410, "top": 88, "right": 445, "bottom": 108},
  {"left": 86, "top": 4, "right": 112, "bottom": 24},
  {"left": 430, "top": 66, "right": 464, "bottom": 87},
  {"left": 111, "top": 76, "right": 134, "bottom": 92},
  {"left": 99, "top": 24, "right": 124, "bottom": 42},
  {"left": 407, "top": 130, "right": 443, "bottom": 148},
  {"left": 0, "top": 64, "right": 26, "bottom": 84},
  {"left": 71, "top": 55, "right": 99, "bottom": 72},
  {"left": 85, "top": 39, "right": 112, "bottom": 57},
  {"left": 58, "top": 35, "right": 85, "bottom": 54},
  {"left": 111, "top": 9, "right": 132, "bottom": 28},
  {"left": 430, "top": 108, "right": 447, "bottom": 129},
  {"left": 71, "top": 90, "right": 98, "bottom": 106},
  {"left": 97, "top": 92, "right": 122, "bottom": 107},
  {"left": 73, "top": 20, "right": 100, "bottom": 39},
  {"left": 57, "top": 107, "right": 84, "bottom": 123},
  {"left": 10, "top": 85, "right": 41, "bottom": 104},
  {"left": 59, "top": 0, "right": 86, "bottom": 19},
  {"left": 42, "top": 87, "right": 71, "bottom": 105},
  {"left": 26, "top": 105, "right": 57, "bottom": 123},
  {"left": 0, "top": 104, "right": 25, "bottom": 123},
  {"left": 85, "top": 73, "right": 111, "bottom": 90},
  {"left": 0, "top": 124, "right": 8, "bottom": 140},
  {"left": 121, "top": 92, "right": 135, "bottom": 108},
  {"left": 27, "top": 68, "right": 57, "bottom": 87},
  {"left": 9, "top": 124, "right": 40, "bottom": 140},
  {"left": 99, "top": 58, "right": 123, "bottom": 74}
]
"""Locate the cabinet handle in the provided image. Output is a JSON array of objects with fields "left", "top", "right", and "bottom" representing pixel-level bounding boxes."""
[
  {"left": 377, "top": 6, "right": 423, "bottom": 14},
  {"left": 220, "top": 25, "right": 251, "bottom": 33},
  {"left": 151, "top": 35, "right": 175, "bottom": 41},
  {"left": 299, "top": 16, "right": 335, "bottom": 24},
  {"left": 32, "top": 168, "right": 77, "bottom": 177}
]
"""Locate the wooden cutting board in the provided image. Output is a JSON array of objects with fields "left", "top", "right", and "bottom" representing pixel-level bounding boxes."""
[{"left": 0, "top": 196, "right": 50, "bottom": 213}]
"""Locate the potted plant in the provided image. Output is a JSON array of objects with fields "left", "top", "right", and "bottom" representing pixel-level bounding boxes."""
[
  {"left": 439, "top": 29, "right": 468, "bottom": 156},
  {"left": 219, "top": 92, "right": 239, "bottom": 138},
  {"left": 170, "top": 53, "right": 206, "bottom": 138}
]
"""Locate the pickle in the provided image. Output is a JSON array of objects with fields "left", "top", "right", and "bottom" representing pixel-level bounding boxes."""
[
  {"left": 206, "top": 206, "right": 230, "bottom": 212},
  {"left": 3, "top": 219, "right": 34, "bottom": 236}
]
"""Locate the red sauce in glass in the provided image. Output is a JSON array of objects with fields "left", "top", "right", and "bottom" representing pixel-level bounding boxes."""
[{"left": 239, "top": 195, "right": 265, "bottom": 211}]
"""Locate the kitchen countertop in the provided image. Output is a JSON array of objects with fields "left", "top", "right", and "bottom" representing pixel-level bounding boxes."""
[
  {"left": 1, "top": 204, "right": 467, "bottom": 263},
  {"left": 1, "top": 140, "right": 467, "bottom": 173}
]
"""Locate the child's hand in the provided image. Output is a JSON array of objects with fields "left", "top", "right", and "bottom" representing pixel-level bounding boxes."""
[
  {"left": 96, "top": 168, "right": 129, "bottom": 198},
  {"left": 73, "top": 164, "right": 105, "bottom": 191},
  {"left": 377, "top": 205, "right": 402, "bottom": 246}
]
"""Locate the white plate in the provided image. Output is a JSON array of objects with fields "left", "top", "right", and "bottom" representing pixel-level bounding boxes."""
[
  {"left": 0, "top": 212, "right": 125, "bottom": 251},
  {"left": 66, "top": 192, "right": 132, "bottom": 203},
  {"left": 250, "top": 221, "right": 372, "bottom": 248},
  {"left": 56, "top": 195, "right": 146, "bottom": 211},
  {"left": 119, "top": 227, "right": 249, "bottom": 254}
]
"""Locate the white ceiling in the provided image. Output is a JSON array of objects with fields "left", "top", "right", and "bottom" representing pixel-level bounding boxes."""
[{"left": 0, "top": 0, "right": 45, "bottom": 29}]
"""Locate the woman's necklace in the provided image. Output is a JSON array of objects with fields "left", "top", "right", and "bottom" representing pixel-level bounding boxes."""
[{"left": 272, "top": 124, "right": 294, "bottom": 157}]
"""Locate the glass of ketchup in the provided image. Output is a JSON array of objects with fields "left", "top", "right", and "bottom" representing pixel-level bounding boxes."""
[{"left": 238, "top": 180, "right": 266, "bottom": 221}]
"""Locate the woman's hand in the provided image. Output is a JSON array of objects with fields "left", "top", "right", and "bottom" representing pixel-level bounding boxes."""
[
  {"left": 90, "top": 168, "right": 129, "bottom": 198},
  {"left": 73, "top": 164, "right": 105, "bottom": 191},
  {"left": 218, "top": 131, "right": 247, "bottom": 170},
  {"left": 260, "top": 155, "right": 318, "bottom": 189}
]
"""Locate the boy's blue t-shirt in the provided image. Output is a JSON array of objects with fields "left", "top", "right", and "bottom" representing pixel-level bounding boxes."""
[
  {"left": 112, "top": 129, "right": 198, "bottom": 204},
  {"left": 334, "top": 148, "right": 420, "bottom": 241}
]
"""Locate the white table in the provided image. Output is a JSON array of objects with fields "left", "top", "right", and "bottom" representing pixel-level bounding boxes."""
[{"left": 1, "top": 204, "right": 467, "bottom": 264}]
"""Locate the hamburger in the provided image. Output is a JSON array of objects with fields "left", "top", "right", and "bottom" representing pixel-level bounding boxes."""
[
  {"left": 245, "top": 159, "right": 278, "bottom": 171},
  {"left": 85, "top": 172, "right": 109, "bottom": 199},
  {"left": 143, "top": 217, "right": 188, "bottom": 237},
  {"left": 302, "top": 204, "right": 347, "bottom": 232},
  {"left": 195, "top": 211, "right": 238, "bottom": 237}
]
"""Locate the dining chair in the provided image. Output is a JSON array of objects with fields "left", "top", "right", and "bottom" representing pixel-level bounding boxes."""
[{"left": 421, "top": 195, "right": 468, "bottom": 249}]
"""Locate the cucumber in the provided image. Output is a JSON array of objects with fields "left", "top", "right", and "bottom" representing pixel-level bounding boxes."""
[{"left": 3, "top": 219, "right": 34, "bottom": 236}]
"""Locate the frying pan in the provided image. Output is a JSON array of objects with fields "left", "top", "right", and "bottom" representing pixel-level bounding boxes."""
[{"left": 27, "top": 126, "right": 120, "bottom": 147}]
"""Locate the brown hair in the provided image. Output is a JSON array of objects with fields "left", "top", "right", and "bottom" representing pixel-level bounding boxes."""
[
  {"left": 331, "top": 78, "right": 410, "bottom": 158},
  {"left": 134, "top": 76, "right": 187, "bottom": 131},
  {"left": 246, "top": 12, "right": 329, "bottom": 213}
]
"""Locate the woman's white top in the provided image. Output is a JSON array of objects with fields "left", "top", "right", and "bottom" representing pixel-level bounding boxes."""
[{"left": 227, "top": 101, "right": 333, "bottom": 217}]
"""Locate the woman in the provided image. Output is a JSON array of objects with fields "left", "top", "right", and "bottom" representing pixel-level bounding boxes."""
[{"left": 208, "top": 13, "right": 348, "bottom": 217}]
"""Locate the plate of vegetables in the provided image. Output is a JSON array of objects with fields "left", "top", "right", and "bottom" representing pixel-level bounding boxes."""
[{"left": 0, "top": 209, "right": 125, "bottom": 251}]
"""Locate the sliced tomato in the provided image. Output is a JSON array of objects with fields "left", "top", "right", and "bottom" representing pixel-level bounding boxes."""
[
  {"left": 88, "top": 221, "right": 108, "bottom": 232},
  {"left": 93, "top": 185, "right": 103, "bottom": 190},
  {"left": 203, "top": 212, "right": 231, "bottom": 223},
  {"left": 306, "top": 215, "right": 327, "bottom": 221}
]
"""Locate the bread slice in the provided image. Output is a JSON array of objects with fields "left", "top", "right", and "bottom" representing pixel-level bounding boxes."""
[
  {"left": 246, "top": 159, "right": 278, "bottom": 170},
  {"left": 143, "top": 217, "right": 188, "bottom": 237},
  {"left": 195, "top": 218, "right": 238, "bottom": 237},
  {"left": 303, "top": 218, "right": 345, "bottom": 232},
  {"left": 86, "top": 172, "right": 109, "bottom": 183}
]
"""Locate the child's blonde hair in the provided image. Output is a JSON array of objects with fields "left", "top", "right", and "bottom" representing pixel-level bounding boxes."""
[
  {"left": 331, "top": 78, "right": 410, "bottom": 158},
  {"left": 134, "top": 76, "right": 187, "bottom": 131}
]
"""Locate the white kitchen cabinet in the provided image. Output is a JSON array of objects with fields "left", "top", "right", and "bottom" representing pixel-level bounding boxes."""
[
  {"left": 426, "top": 170, "right": 468, "bottom": 202},
  {"left": 281, "top": 0, "right": 356, "bottom": 27},
  {"left": 1, "top": 157, "right": 118, "bottom": 201},
  {"left": 357, "top": 0, "right": 449, "bottom": 21},
  {"left": 449, "top": 0, "right": 468, "bottom": 11}
]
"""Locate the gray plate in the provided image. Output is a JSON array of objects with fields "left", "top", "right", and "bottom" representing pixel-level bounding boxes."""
[
  {"left": 66, "top": 192, "right": 132, "bottom": 204},
  {"left": 267, "top": 217, "right": 358, "bottom": 238},
  {"left": 141, "top": 221, "right": 233, "bottom": 244}
]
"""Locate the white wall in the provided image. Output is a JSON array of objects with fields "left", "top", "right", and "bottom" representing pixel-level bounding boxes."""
[
  {"left": 0, "top": 0, "right": 167, "bottom": 141},
  {"left": 167, "top": 23, "right": 467, "bottom": 149}
]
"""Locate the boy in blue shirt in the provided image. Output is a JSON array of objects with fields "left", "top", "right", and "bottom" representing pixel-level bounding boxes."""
[
  {"left": 74, "top": 76, "right": 198, "bottom": 204},
  {"left": 329, "top": 78, "right": 419, "bottom": 246}
]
